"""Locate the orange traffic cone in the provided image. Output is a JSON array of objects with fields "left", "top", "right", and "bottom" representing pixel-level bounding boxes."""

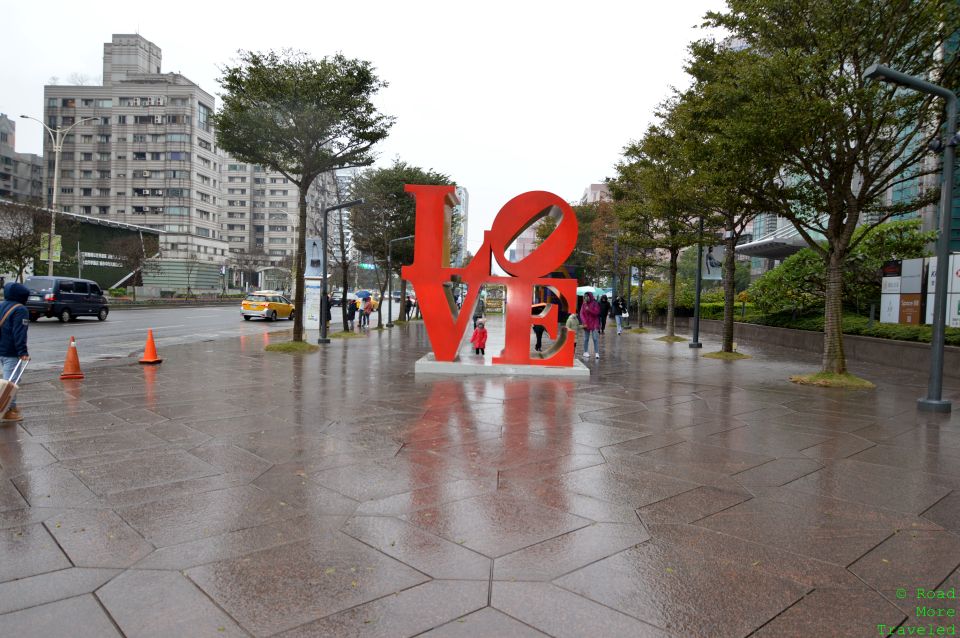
[
  {"left": 139, "top": 329, "right": 163, "bottom": 365},
  {"left": 60, "top": 336, "right": 85, "bottom": 380}
]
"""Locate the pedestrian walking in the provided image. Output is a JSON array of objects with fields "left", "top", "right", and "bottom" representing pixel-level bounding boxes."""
[
  {"left": 324, "top": 293, "right": 332, "bottom": 330},
  {"left": 0, "top": 282, "right": 30, "bottom": 423},
  {"left": 564, "top": 310, "right": 579, "bottom": 353},
  {"left": 532, "top": 303, "right": 547, "bottom": 352},
  {"left": 579, "top": 291, "right": 601, "bottom": 360},
  {"left": 346, "top": 297, "right": 357, "bottom": 330},
  {"left": 612, "top": 295, "right": 627, "bottom": 335},
  {"left": 356, "top": 298, "right": 366, "bottom": 328},
  {"left": 598, "top": 295, "right": 611, "bottom": 335},
  {"left": 404, "top": 296, "right": 413, "bottom": 321},
  {"left": 470, "top": 318, "right": 487, "bottom": 355},
  {"left": 362, "top": 297, "right": 374, "bottom": 329},
  {"left": 473, "top": 297, "right": 486, "bottom": 328}
]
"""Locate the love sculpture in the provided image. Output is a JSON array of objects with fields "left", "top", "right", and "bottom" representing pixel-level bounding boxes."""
[{"left": 402, "top": 185, "right": 578, "bottom": 367}]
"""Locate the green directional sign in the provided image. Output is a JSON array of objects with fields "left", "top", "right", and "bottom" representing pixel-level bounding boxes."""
[{"left": 358, "top": 263, "right": 376, "bottom": 270}]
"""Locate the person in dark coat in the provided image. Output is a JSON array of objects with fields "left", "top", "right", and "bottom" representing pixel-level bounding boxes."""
[
  {"left": 598, "top": 295, "right": 611, "bottom": 334},
  {"left": 612, "top": 295, "right": 627, "bottom": 335},
  {"left": 346, "top": 297, "right": 358, "bottom": 330},
  {"left": 0, "top": 282, "right": 30, "bottom": 422}
]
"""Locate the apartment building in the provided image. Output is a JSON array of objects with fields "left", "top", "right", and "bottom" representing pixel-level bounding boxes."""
[
  {"left": 0, "top": 114, "right": 43, "bottom": 201},
  {"left": 222, "top": 162, "right": 299, "bottom": 267},
  {"left": 42, "top": 34, "right": 227, "bottom": 263}
]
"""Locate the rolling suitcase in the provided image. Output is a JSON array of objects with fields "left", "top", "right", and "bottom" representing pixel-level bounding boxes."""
[{"left": 0, "top": 359, "right": 28, "bottom": 414}]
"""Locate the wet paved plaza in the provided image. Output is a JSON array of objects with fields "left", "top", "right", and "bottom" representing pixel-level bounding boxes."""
[{"left": 0, "top": 318, "right": 958, "bottom": 637}]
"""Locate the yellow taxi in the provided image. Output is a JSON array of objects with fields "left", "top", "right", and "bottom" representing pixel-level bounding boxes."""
[{"left": 241, "top": 291, "right": 294, "bottom": 321}]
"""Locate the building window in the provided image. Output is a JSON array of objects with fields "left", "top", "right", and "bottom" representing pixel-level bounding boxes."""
[
  {"left": 97, "top": 188, "right": 110, "bottom": 196},
  {"left": 268, "top": 201, "right": 288, "bottom": 208},
  {"left": 97, "top": 99, "right": 112, "bottom": 108},
  {"left": 195, "top": 227, "right": 211, "bottom": 237},
  {"left": 98, "top": 206, "right": 109, "bottom": 215},
  {"left": 81, "top": 135, "right": 93, "bottom": 143},
  {"left": 167, "top": 188, "right": 187, "bottom": 197},
  {"left": 62, "top": 116, "right": 75, "bottom": 125},
  {"left": 81, "top": 99, "right": 93, "bottom": 107},
  {"left": 197, "top": 138, "right": 211, "bottom": 150},
  {"left": 167, "top": 206, "right": 189, "bottom": 216},
  {"left": 97, "top": 135, "right": 110, "bottom": 143},
  {"left": 116, "top": 115, "right": 127, "bottom": 125},
  {"left": 170, "top": 97, "right": 189, "bottom": 106},
  {"left": 81, "top": 152, "right": 93, "bottom": 161},
  {"left": 98, "top": 170, "right": 110, "bottom": 179},
  {"left": 167, "top": 133, "right": 190, "bottom": 143},
  {"left": 81, "top": 205, "right": 92, "bottom": 214},
  {"left": 198, "top": 103, "right": 212, "bottom": 131},
  {"left": 167, "top": 170, "right": 187, "bottom": 179},
  {"left": 61, "top": 98, "right": 76, "bottom": 108},
  {"left": 60, "top": 187, "right": 74, "bottom": 194},
  {"left": 268, "top": 237, "right": 287, "bottom": 244},
  {"left": 47, "top": 98, "right": 57, "bottom": 107},
  {"left": 98, "top": 152, "right": 110, "bottom": 160},
  {"left": 227, "top": 200, "right": 246, "bottom": 207},
  {"left": 133, "top": 134, "right": 147, "bottom": 143},
  {"left": 61, "top": 170, "right": 74, "bottom": 178},
  {"left": 151, "top": 152, "right": 162, "bottom": 160},
  {"left": 227, "top": 188, "right": 246, "bottom": 195},
  {"left": 133, "top": 152, "right": 147, "bottom": 161},
  {"left": 227, "top": 176, "right": 246, "bottom": 183},
  {"left": 168, "top": 152, "right": 189, "bottom": 161},
  {"left": 81, "top": 170, "right": 93, "bottom": 178},
  {"left": 228, "top": 164, "right": 246, "bottom": 171},
  {"left": 268, "top": 225, "right": 287, "bottom": 232},
  {"left": 81, "top": 188, "right": 92, "bottom": 196}
]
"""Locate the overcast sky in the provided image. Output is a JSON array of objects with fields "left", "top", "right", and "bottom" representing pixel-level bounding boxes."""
[{"left": 2, "top": 0, "right": 724, "bottom": 252}]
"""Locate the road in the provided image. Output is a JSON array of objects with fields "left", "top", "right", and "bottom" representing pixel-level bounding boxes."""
[{"left": 24, "top": 306, "right": 297, "bottom": 371}]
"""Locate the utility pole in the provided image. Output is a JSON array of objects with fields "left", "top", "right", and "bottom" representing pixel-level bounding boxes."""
[{"left": 690, "top": 217, "right": 704, "bottom": 349}]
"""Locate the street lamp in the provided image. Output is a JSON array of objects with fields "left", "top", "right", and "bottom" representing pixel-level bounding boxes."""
[
  {"left": 318, "top": 198, "right": 363, "bottom": 344},
  {"left": 21, "top": 114, "right": 99, "bottom": 276},
  {"left": 864, "top": 63, "right": 955, "bottom": 413},
  {"left": 689, "top": 216, "right": 704, "bottom": 349},
  {"left": 386, "top": 234, "right": 414, "bottom": 327}
]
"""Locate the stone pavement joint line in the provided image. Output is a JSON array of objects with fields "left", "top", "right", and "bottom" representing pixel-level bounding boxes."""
[{"left": 0, "top": 317, "right": 958, "bottom": 637}]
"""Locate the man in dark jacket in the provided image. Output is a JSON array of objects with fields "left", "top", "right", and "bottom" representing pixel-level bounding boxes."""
[{"left": 0, "top": 282, "right": 30, "bottom": 422}]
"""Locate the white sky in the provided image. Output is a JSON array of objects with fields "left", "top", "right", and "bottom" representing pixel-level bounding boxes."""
[{"left": 2, "top": 0, "right": 724, "bottom": 253}]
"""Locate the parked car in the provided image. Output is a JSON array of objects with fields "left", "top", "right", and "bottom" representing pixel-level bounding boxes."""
[
  {"left": 331, "top": 291, "right": 357, "bottom": 307},
  {"left": 241, "top": 290, "right": 294, "bottom": 321},
  {"left": 23, "top": 276, "right": 109, "bottom": 322}
]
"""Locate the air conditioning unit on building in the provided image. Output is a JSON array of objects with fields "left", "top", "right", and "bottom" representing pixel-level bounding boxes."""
[
  {"left": 146, "top": 97, "right": 154, "bottom": 106},
  {"left": 157, "top": 97, "right": 165, "bottom": 106},
  {"left": 133, "top": 98, "right": 141, "bottom": 106},
  {"left": 141, "top": 171, "right": 151, "bottom": 178},
  {"left": 154, "top": 115, "right": 163, "bottom": 124}
]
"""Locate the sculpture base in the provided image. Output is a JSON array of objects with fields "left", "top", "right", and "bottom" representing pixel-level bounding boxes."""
[{"left": 415, "top": 353, "right": 591, "bottom": 378}]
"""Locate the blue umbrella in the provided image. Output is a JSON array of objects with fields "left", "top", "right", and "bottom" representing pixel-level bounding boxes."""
[{"left": 355, "top": 290, "right": 372, "bottom": 299}]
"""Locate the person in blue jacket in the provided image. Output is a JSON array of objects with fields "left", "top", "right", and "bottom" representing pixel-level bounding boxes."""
[{"left": 0, "top": 282, "right": 30, "bottom": 422}]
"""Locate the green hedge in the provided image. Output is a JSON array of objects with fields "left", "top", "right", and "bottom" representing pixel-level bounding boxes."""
[{"left": 704, "top": 307, "right": 960, "bottom": 347}]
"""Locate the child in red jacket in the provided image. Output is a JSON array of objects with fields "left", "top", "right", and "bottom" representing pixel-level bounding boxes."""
[{"left": 470, "top": 319, "right": 488, "bottom": 355}]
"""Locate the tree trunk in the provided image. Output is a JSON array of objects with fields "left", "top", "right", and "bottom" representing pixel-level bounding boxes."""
[
  {"left": 722, "top": 231, "right": 737, "bottom": 352},
  {"left": 292, "top": 188, "right": 307, "bottom": 342},
  {"left": 666, "top": 249, "right": 678, "bottom": 337},
  {"left": 821, "top": 252, "right": 846, "bottom": 374},
  {"left": 399, "top": 278, "right": 408, "bottom": 321}
]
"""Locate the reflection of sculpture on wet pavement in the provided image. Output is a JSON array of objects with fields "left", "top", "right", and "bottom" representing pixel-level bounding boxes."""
[{"left": 402, "top": 185, "right": 579, "bottom": 366}]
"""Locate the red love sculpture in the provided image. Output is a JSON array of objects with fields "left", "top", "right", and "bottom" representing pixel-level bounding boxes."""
[{"left": 402, "top": 185, "right": 578, "bottom": 366}]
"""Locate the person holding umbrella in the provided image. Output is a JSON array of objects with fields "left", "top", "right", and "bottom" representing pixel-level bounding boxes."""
[{"left": 531, "top": 302, "right": 547, "bottom": 352}]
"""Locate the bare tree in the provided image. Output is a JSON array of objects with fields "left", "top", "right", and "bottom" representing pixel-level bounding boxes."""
[
  {"left": 183, "top": 254, "right": 199, "bottom": 298},
  {"left": 104, "top": 235, "right": 159, "bottom": 299},
  {"left": 0, "top": 200, "right": 49, "bottom": 282}
]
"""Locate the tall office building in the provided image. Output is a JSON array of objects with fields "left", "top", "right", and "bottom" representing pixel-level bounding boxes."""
[
  {"left": 0, "top": 114, "right": 43, "bottom": 202},
  {"left": 42, "top": 34, "right": 227, "bottom": 263}
]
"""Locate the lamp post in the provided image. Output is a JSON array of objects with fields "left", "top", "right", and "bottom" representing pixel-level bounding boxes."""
[
  {"left": 689, "top": 216, "right": 704, "bottom": 348},
  {"left": 21, "top": 114, "right": 98, "bottom": 276},
  {"left": 864, "top": 64, "right": 954, "bottom": 413},
  {"left": 318, "top": 198, "right": 363, "bottom": 344},
  {"left": 386, "top": 234, "right": 414, "bottom": 328}
]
